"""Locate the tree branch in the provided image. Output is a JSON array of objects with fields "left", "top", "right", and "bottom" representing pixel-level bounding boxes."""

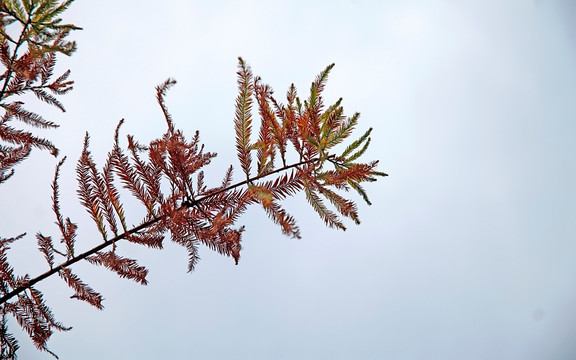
[
  {"left": 0, "top": 216, "right": 162, "bottom": 305},
  {"left": 0, "top": 156, "right": 320, "bottom": 305}
]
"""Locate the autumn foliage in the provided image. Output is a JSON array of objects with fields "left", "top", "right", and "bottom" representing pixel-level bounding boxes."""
[{"left": 0, "top": 1, "right": 386, "bottom": 358}]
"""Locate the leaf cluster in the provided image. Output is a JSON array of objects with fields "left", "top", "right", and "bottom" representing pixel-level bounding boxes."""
[
  {"left": 0, "top": 233, "right": 70, "bottom": 359},
  {"left": 233, "top": 57, "right": 386, "bottom": 231},
  {"left": 0, "top": 0, "right": 79, "bottom": 184}
]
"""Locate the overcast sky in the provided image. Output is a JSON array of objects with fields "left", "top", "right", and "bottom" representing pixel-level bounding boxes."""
[{"left": 2, "top": 0, "right": 576, "bottom": 359}]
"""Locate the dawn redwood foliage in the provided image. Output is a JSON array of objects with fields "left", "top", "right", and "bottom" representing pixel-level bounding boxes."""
[
  {"left": 0, "top": 1, "right": 386, "bottom": 358},
  {"left": 0, "top": 0, "right": 78, "bottom": 185}
]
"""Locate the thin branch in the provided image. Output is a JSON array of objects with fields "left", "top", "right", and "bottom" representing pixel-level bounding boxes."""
[
  {"left": 193, "top": 157, "right": 319, "bottom": 205},
  {"left": 0, "top": 13, "right": 32, "bottom": 102},
  {"left": 0, "top": 215, "right": 162, "bottom": 305},
  {"left": 2, "top": 83, "right": 58, "bottom": 97}
]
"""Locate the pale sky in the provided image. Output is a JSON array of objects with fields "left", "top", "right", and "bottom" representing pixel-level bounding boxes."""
[{"left": 1, "top": 0, "right": 576, "bottom": 359}]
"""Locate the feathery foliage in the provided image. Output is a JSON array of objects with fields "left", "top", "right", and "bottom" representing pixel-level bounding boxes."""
[
  {"left": 0, "top": 0, "right": 79, "bottom": 184},
  {"left": 0, "top": 3, "right": 386, "bottom": 356}
]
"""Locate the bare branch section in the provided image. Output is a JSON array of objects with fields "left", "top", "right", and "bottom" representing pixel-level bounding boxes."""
[{"left": 0, "top": 54, "right": 386, "bottom": 357}]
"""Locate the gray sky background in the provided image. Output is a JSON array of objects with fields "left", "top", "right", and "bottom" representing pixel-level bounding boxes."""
[{"left": 1, "top": 0, "right": 576, "bottom": 359}]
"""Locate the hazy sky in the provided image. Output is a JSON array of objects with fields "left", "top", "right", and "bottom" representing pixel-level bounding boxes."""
[{"left": 1, "top": 0, "right": 576, "bottom": 359}]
